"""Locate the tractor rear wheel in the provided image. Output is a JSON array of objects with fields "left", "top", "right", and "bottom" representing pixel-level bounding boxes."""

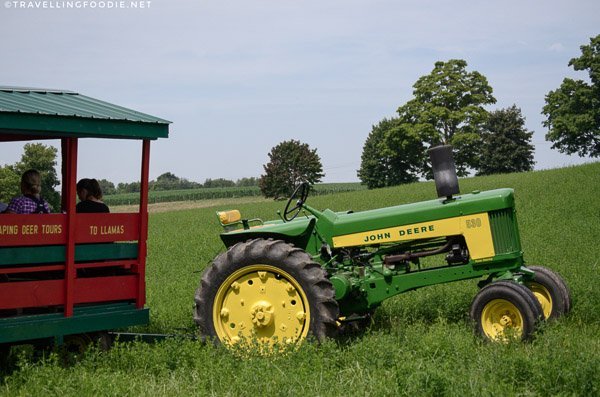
[
  {"left": 194, "top": 239, "right": 339, "bottom": 347},
  {"left": 470, "top": 281, "right": 543, "bottom": 342},
  {"left": 525, "top": 265, "right": 571, "bottom": 320}
]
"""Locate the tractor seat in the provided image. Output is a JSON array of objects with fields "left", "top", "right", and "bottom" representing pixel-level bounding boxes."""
[{"left": 216, "top": 210, "right": 263, "bottom": 231}]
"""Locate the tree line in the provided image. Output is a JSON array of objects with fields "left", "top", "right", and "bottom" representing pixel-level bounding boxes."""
[
  {"left": 100, "top": 174, "right": 259, "bottom": 195},
  {"left": 0, "top": 148, "right": 258, "bottom": 211}
]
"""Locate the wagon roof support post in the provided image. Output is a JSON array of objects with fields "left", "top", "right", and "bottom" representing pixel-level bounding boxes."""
[
  {"left": 64, "top": 137, "right": 78, "bottom": 316},
  {"left": 61, "top": 139, "right": 68, "bottom": 212},
  {"left": 137, "top": 139, "right": 151, "bottom": 308}
]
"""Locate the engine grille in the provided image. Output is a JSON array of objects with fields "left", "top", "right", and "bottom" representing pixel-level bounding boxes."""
[{"left": 489, "top": 209, "right": 521, "bottom": 255}]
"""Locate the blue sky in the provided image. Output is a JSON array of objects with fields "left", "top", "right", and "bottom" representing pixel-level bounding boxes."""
[{"left": 0, "top": 0, "right": 598, "bottom": 184}]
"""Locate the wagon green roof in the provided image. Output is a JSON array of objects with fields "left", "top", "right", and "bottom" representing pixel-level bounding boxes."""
[{"left": 0, "top": 86, "right": 171, "bottom": 140}]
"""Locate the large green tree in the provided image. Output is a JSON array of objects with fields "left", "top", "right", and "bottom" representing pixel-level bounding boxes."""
[
  {"left": 358, "top": 59, "right": 497, "bottom": 187},
  {"left": 357, "top": 118, "right": 424, "bottom": 188},
  {"left": 259, "top": 140, "right": 324, "bottom": 199},
  {"left": 0, "top": 165, "right": 20, "bottom": 204},
  {"left": 97, "top": 179, "right": 116, "bottom": 195},
  {"left": 542, "top": 34, "right": 600, "bottom": 157},
  {"left": 397, "top": 59, "right": 497, "bottom": 175},
  {"left": 152, "top": 172, "right": 182, "bottom": 191},
  {"left": 477, "top": 105, "right": 535, "bottom": 175}
]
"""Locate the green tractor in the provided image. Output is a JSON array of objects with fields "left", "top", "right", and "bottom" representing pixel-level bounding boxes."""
[{"left": 194, "top": 145, "right": 570, "bottom": 346}]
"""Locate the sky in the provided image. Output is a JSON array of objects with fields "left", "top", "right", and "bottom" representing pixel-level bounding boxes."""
[{"left": 0, "top": 0, "right": 598, "bottom": 184}]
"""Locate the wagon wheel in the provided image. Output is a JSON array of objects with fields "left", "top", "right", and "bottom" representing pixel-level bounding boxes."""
[
  {"left": 525, "top": 265, "right": 571, "bottom": 320},
  {"left": 194, "top": 239, "right": 338, "bottom": 348},
  {"left": 283, "top": 182, "right": 310, "bottom": 222},
  {"left": 470, "top": 281, "right": 542, "bottom": 342},
  {"left": 62, "top": 332, "right": 112, "bottom": 355}
]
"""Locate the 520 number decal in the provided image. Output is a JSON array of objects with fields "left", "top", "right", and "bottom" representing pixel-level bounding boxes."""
[{"left": 465, "top": 218, "right": 482, "bottom": 229}]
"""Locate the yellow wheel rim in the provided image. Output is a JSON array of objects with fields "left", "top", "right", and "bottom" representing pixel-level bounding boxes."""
[
  {"left": 213, "top": 264, "right": 311, "bottom": 346},
  {"left": 526, "top": 282, "right": 552, "bottom": 319},
  {"left": 481, "top": 299, "right": 524, "bottom": 341}
]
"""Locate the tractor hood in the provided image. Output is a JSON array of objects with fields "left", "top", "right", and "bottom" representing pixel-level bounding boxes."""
[
  {"left": 326, "top": 188, "right": 514, "bottom": 236},
  {"left": 220, "top": 188, "right": 515, "bottom": 251}
]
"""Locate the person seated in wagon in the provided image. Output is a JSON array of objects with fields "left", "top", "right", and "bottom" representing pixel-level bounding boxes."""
[
  {"left": 76, "top": 178, "right": 109, "bottom": 213},
  {"left": 5, "top": 169, "right": 50, "bottom": 214}
]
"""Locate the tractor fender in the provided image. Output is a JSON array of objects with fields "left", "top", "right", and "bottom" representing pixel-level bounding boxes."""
[{"left": 220, "top": 218, "right": 316, "bottom": 250}]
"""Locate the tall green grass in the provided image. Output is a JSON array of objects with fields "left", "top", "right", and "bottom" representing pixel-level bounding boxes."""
[{"left": 2, "top": 163, "right": 599, "bottom": 396}]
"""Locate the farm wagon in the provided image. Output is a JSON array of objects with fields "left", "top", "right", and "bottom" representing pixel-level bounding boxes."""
[{"left": 0, "top": 87, "right": 170, "bottom": 350}]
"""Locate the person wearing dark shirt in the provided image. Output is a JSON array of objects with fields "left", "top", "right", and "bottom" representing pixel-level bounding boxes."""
[{"left": 76, "top": 178, "right": 109, "bottom": 213}]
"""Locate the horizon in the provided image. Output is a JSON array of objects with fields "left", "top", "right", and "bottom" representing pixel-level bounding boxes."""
[{"left": 103, "top": 160, "right": 600, "bottom": 190}]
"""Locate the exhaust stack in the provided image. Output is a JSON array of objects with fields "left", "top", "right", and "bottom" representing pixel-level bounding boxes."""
[{"left": 428, "top": 145, "right": 460, "bottom": 201}]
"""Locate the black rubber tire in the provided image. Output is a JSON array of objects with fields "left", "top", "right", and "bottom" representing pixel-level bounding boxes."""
[
  {"left": 470, "top": 281, "right": 543, "bottom": 342},
  {"left": 63, "top": 332, "right": 112, "bottom": 355},
  {"left": 526, "top": 265, "right": 572, "bottom": 319},
  {"left": 194, "top": 239, "right": 339, "bottom": 345},
  {"left": 63, "top": 333, "right": 94, "bottom": 354}
]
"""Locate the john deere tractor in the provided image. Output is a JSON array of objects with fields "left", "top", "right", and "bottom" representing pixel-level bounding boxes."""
[{"left": 194, "top": 146, "right": 570, "bottom": 346}]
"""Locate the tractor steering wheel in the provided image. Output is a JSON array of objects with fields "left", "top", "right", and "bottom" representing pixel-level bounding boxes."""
[{"left": 283, "top": 182, "right": 310, "bottom": 221}]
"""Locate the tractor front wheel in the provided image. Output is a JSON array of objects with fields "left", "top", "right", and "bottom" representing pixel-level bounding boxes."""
[
  {"left": 525, "top": 265, "right": 571, "bottom": 320},
  {"left": 470, "top": 281, "right": 542, "bottom": 342},
  {"left": 194, "top": 239, "right": 339, "bottom": 347}
]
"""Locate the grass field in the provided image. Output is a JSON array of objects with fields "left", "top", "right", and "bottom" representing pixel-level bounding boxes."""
[
  {"left": 2, "top": 163, "right": 599, "bottom": 396},
  {"left": 103, "top": 183, "right": 366, "bottom": 206}
]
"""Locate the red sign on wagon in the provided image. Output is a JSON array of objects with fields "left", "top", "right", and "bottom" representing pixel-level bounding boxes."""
[
  {"left": 0, "top": 213, "right": 140, "bottom": 246},
  {"left": 0, "top": 214, "right": 66, "bottom": 246}
]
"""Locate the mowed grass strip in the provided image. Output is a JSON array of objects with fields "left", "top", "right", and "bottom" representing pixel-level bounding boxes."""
[{"left": 2, "top": 163, "right": 599, "bottom": 396}]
